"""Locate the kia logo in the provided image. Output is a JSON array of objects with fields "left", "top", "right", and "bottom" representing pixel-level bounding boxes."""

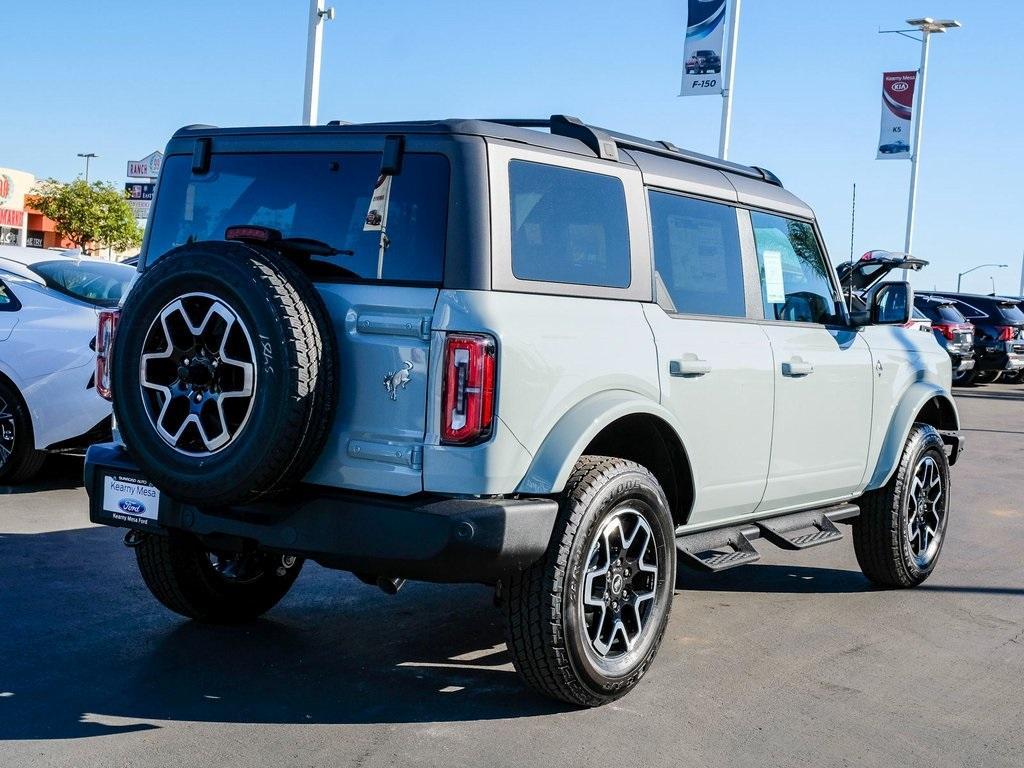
[
  {"left": 892, "top": 82, "right": 909, "bottom": 92},
  {"left": 119, "top": 498, "right": 146, "bottom": 516}
]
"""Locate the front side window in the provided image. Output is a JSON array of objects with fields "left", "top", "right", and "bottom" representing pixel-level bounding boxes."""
[
  {"left": 509, "top": 160, "right": 630, "bottom": 288},
  {"left": 751, "top": 212, "right": 838, "bottom": 324},
  {"left": 146, "top": 152, "right": 450, "bottom": 283},
  {"left": 648, "top": 191, "right": 745, "bottom": 317},
  {"left": 29, "top": 260, "right": 133, "bottom": 307}
]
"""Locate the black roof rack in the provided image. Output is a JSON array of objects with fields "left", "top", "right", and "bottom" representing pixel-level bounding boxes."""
[{"left": 487, "top": 115, "right": 782, "bottom": 187}]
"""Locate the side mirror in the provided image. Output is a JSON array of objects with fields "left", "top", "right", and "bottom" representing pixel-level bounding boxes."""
[
  {"left": 870, "top": 281, "right": 913, "bottom": 325},
  {"left": 849, "top": 281, "right": 913, "bottom": 326}
]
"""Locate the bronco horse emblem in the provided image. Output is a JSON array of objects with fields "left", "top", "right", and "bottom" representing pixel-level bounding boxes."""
[{"left": 384, "top": 361, "right": 414, "bottom": 401}]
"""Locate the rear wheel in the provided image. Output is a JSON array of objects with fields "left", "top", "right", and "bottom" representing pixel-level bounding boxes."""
[
  {"left": 974, "top": 370, "right": 1000, "bottom": 384},
  {"left": 853, "top": 424, "right": 950, "bottom": 588},
  {"left": 0, "top": 380, "right": 46, "bottom": 484},
  {"left": 503, "top": 457, "right": 675, "bottom": 707},
  {"left": 135, "top": 531, "right": 303, "bottom": 622},
  {"left": 1000, "top": 369, "right": 1022, "bottom": 384},
  {"left": 951, "top": 367, "right": 976, "bottom": 386}
]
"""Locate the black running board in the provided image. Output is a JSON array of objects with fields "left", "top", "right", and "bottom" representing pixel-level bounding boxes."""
[{"left": 676, "top": 503, "right": 859, "bottom": 573}]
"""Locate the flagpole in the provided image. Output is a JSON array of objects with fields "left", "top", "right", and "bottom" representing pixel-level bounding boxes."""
[{"left": 718, "top": 0, "right": 742, "bottom": 160}]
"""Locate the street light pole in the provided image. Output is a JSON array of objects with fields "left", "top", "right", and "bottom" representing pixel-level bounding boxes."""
[
  {"left": 302, "top": 0, "right": 335, "bottom": 126},
  {"left": 717, "top": 0, "right": 742, "bottom": 160},
  {"left": 902, "top": 28, "right": 931, "bottom": 274},
  {"left": 956, "top": 263, "right": 1007, "bottom": 292},
  {"left": 77, "top": 152, "right": 98, "bottom": 184},
  {"left": 883, "top": 18, "right": 960, "bottom": 279}
]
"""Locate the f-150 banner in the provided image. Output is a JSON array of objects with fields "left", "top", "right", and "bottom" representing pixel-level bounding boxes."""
[
  {"left": 877, "top": 71, "right": 916, "bottom": 159},
  {"left": 679, "top": 0, "right": 728, "bottom": 96}
]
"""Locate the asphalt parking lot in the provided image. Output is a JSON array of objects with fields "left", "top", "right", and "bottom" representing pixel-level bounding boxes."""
[{"left": 1, "top": 384, "right": 1022, "bottom": 768}]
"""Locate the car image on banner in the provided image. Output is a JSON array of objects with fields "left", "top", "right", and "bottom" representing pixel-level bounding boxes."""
[
  {"left": 877, "top": 71, "right": 916, "bottom": 159},
  {"left": 679, "top": 0, "right": 728, "bottom": 96}
]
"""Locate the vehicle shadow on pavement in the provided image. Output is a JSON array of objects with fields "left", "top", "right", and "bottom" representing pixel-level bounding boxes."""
[
  {"left": 676, "top": 563, "right": 872, "bottom": 594},
  {"left": 0, "top": 527, "right": 567, "bottom": 742},
  {"left": 953, "top": 388, "right": 1024, "bottom": 402},
  {"left": 0, "top": 456, "right": 83, "bottom": 495}
]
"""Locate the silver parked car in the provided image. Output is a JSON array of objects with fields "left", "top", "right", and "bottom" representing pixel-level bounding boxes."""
[{"left": 85, "top": 115, "right": 962, "bottom": 707}]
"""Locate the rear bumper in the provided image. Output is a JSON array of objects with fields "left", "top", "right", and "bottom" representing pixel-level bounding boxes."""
[{"left": 84, "top": 443, "right": 558, "bottom": 584}]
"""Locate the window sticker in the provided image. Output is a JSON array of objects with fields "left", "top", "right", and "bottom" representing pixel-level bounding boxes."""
[{"left": 762, "top": 249, "right": 786, "bottom": 304}]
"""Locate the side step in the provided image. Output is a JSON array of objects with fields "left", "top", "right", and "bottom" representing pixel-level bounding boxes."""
[{"left": 676, "top": 503, "right": 859, "bottom": 573}]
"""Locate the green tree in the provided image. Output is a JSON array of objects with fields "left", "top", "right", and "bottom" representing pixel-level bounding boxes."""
[{"left": 30, "top": 179, "right": 142, "bottom": 255}]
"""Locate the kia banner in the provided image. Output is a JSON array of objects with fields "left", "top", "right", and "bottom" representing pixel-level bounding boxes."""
[
  {"left": 877, "top": 71, "right": 916, "bottom": 160},
  {"left": 679, "top": 0, "right": 728, "bottom": 96}
]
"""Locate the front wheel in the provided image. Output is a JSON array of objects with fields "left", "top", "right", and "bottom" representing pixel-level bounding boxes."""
[
  {"left": 503, "top": 457, "right": 676, "bottom": 707},
  {"left": 853, "top": 424, "right": 950, "bottom": 588},
  {"left": 974, "top": 370, "right": 1001, "bottom": 384},
  {"left": 135, "top": 531, "right": 303, "bottom": 622}
]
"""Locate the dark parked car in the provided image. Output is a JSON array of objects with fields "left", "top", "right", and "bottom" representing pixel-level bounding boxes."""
[
  {"left": 879, "top": 140, "right": 910, "bottom": 154},
  {"left": 914, "top": 295, "right": 975, "bottom": 385},
  {"left": 919, "top": 293, "right": 1024, "bottom": 385},
  {"left": 686, "top": 49, "right": 721, "bottom": 74}
]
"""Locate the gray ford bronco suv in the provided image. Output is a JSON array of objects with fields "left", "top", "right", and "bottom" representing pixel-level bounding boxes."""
[{"left": 86, "top": 115, "right": 963, "bottom": 707}]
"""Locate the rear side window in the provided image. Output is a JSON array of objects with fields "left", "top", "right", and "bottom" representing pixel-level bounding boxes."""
[
  {"left": 648, "top": 191, "right": 745, "bottom": 317},
  {"left": 0, "top": 280, "right": 19, "bottom": 311},
  {"left": 916, "top": 300, "right": 966, "bottom": 324},
  {"left": 997, "top": 302, "right": 1024, "bottom": 324},
  {"left": 751, "top": 212, "right": 837, "bottom": 324},
  {"left": 146, "top": 152, "right": 450, "bottom": 284},
  {"left": 29, "top": 260, "right": 133, "bottom": 307},
  {"left": 509, "top": 160, "right": 630, "bottom": 288}
]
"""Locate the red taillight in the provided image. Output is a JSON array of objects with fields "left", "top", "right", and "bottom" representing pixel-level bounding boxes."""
[
  {"left": 96, "top": 309, "right": 119, "bottom": 401},
  {"left": 997, "top": 326, "right": 1016, "bottom": 341},
  {"left": 441, "top": 333, "right": 496, "bottom": 445},
  {"left": 933, "top": 323, "right": 957, "bottom": 341}
]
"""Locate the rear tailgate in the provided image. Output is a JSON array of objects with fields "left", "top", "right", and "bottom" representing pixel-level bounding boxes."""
[{"left": 304, "top": 284, "right": 439, "bottom": 495}]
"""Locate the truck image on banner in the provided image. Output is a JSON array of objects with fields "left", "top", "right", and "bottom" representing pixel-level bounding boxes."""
[
  {"left": 877, "top": 71, "right": 917, "bottom": 159},
  {"left": 679, "top": 0, "right": 728, "bottom": 96}
]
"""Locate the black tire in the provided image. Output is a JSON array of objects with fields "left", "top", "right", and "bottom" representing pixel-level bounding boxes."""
[
  {"left": 135, "top": 531, "right": 303, "bottom": 622},
  {"left": 951, "top": 368, "right": 976, "bottom": 386},
  {"left": 1000, "top": 369, "right": 1022, "bottom": 385},
  {"left": 853, "top": 424, "right": 950, "bottom": 588},
  {"left": 111, "top": 242, "right": 336, "bottom": 507},
  {"left": 503, "top": 456, "right": 675, "bottom": 707},
  {"left": 0, "top": 379, "right": 46, "bottom": 484},
  {"left": 974, "top": 370, "right": 1000, "bottom": 384}
]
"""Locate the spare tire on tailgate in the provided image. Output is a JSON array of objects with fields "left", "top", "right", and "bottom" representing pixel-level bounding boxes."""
[{"left": 111, "top": 241, "right": 336, "bottom": 507}]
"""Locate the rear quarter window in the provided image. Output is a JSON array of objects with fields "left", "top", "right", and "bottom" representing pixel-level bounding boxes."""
[{"left": 508, "top": 160, "right": 630, "bottom": 288}]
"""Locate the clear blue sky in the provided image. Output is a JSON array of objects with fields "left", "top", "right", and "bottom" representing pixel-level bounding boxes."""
[{"left": 6, "top": 1, "right": 1022, "bottom": 294}]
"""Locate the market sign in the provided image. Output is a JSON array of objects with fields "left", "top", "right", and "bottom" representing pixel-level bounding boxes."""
[
  {"left": 0, "top": 208, "right": 24, "bottom": 227},
  {"left": 125, "top": 182, "right": 155, "bottom": 201},
  {"left": 127, "top": 151, "right": 163, "bottom": 179}
]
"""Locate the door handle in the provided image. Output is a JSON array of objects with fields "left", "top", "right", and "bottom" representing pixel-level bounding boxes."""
[
  {"left": 670, "top": 357, "right": 712, "bottom": 377},
  {"left": 782, "top": 357, "right": 814, "bottom": 377}
]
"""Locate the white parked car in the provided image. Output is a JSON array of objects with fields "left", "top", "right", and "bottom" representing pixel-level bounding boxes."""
[{"left": 0, "top": 245, "right": 134, "bottom": 483}]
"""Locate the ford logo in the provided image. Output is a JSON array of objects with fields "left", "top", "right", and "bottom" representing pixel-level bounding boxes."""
[{"left": 119, "top": 498, "right": 146, "bottom": 516}]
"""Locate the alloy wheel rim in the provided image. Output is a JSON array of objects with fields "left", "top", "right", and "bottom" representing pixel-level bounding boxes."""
[
  {"left": 907, "top": 454, "right": 946, "bottom": 568},
  {"left": 0, "top": 396, "right": 15, "bottom": 469},
  {"left": 579, "top": 507, "right": 660, "bottom": 661},
  {"left": 139, "top": 292, "right": 257, "bottom": 457}
]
